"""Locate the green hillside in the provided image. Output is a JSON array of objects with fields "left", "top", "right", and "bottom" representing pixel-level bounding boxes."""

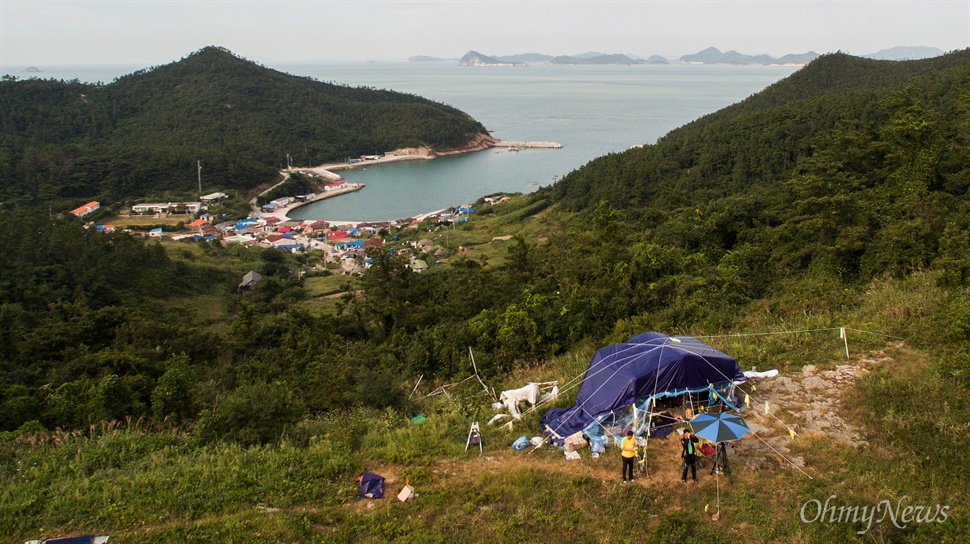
[
  {"left": 2, "top": 51, "right": 970, "bottom": 542},
  {"left": 548, "top": 50, "right": 970, "bottom": 289},
  {"left": 0, "top": 46, "right": 489, "bottom": 203}
]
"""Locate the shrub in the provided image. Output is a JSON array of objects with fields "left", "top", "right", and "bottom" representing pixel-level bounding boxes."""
[{"left": 199, "top": 381, "right": 304, "bottom": 445}]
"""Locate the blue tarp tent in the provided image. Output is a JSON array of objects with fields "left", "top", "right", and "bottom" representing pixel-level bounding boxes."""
[
  {"left": 31, "top": 536, "right": 109, "bottom": 544},
  {"left": 540, "top": 332, "right": 745, "bottom": 442}
]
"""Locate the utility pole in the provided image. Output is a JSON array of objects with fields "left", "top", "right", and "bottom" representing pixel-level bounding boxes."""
[{"left": 197, "top": 160, "right": 202, "bottom": 199}]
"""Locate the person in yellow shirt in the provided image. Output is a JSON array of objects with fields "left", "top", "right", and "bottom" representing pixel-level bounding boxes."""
[{"left": 620, "top": 430, "right": 637, "bottom": 483}]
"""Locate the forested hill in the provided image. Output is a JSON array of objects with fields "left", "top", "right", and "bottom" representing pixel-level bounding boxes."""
[
  {"left": 549, "top": 50, "right": 970, "bottom": 210},
  {"left": 0, "top": 46, "right": 489, "bottom": 202},
  {"left": 544, "top": 49, "right": 970, "bottom": 286}
]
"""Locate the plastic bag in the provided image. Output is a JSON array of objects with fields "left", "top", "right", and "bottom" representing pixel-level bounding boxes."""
[{"left": 511, "top": 436, "right": 530, "bottom": 450}]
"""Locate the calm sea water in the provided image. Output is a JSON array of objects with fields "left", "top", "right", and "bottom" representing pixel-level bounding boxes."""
[{"left": 2, "top": 61, "right": 799, "bottom": 222}]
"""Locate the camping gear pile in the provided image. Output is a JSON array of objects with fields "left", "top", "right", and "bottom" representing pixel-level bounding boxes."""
[{"left": 357, "top": 471, "right": 418, "bottom": 503}]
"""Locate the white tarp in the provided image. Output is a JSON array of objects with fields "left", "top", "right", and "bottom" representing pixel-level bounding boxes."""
[{"left": 497, "top": 383, "right": 540, "bottom": 419}]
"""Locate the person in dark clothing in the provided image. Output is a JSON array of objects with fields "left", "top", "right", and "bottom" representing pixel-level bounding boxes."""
[{"left": 681, "top": 429, "right": 699, "bottom": 482}]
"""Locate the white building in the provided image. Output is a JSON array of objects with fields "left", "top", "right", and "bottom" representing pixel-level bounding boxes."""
[{"left": 132, "top": 202, "right": 203, "bottom": 214}]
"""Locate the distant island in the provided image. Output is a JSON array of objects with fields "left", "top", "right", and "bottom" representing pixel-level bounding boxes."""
[
  {"left": 456, "top": 48, "right": 815, "bottom": 67},
  {"left": 549, "top": 54, "right": 647, "bottom": 66},
  {"left": 863, "top": 46, "right": 945, "bottom": 60},
  {"left": 458, "top": 51, "right": 527, "bottom": 67},
  {"left": 679, "top": 47, "right": 819, "bottom": 65},
  {"left": 458, "top": 51, "right": 660, "bottom": 66},
  {"left": 677, "top": 46, "right": 946, "bottom": 65},
  {"left": 22, "top": 66, "right": 42, "bottom": 73},
  {"left": 441, "top": 45, "right": 945, "bottom": 67}
]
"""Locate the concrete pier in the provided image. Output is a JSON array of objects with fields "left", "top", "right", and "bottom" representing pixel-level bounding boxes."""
[{"left": 493, "top": 141, "right": 563, "bottom": 149}]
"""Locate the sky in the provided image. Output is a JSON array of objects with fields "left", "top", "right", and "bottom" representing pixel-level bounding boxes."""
[{"left": 1, "top": 0, "right": 968, "bottom": 68}]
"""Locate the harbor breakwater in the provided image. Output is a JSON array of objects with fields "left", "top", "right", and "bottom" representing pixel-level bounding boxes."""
[{"left": 492, "top": 141, "right": 563, "bottom": 149}]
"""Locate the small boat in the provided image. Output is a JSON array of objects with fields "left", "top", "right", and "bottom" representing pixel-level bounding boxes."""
[{"left": 508, "top": 147, "right": 519, "bottom": 152}]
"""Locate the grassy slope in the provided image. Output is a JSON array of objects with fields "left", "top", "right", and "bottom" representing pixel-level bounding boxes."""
[
  {"left": 4, "top": 267, "right": 967, "bottom": 543},
  {"left": 6, "top": 52, "right": 970, "bottom": 541}
]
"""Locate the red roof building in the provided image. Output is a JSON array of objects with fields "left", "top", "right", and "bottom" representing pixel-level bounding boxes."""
[{"left": 70, "top": 201, "right": 100, "bottom": 217}]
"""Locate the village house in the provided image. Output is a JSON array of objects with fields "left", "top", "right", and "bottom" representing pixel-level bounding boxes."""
[
  {"left": 409, "top": 258, "right": 429, "bottom": 273},
  {"left": 237, "top": 270, "right": 262, "bottom": 293},
  {"left": 132, "top": 202, "right": 203, "bottom": 215},
  {"left": 304, "top": 220, "right": 330, "bottom": 235},
  {"left": 70, "top": 201, "right": 101, "bottom": 218},
  {"left": 224, "top": 234, "right": 259, "bottom": 246},
  {"left": 186, "top": 216, "right": 210, "bottom": 231},
  {"left": 200, "top": 192, "right": 229, "bottom": 203}
]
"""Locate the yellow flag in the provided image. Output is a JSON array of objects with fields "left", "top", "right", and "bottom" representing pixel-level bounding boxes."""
[
  {"left": 789, "top": 429, "right": 796, "bottom": 440},
  {"left": 745, "top": 393, "right": 750, "bottom": 407}
]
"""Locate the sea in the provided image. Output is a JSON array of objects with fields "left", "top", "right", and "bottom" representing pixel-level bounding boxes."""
[{"left": 3, "top": 61, "right": 800, "bottom": 222}]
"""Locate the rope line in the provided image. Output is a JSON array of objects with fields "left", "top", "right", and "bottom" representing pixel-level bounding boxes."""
[{"left": 499, "top": 325, "right": 896, "bottom": 443}]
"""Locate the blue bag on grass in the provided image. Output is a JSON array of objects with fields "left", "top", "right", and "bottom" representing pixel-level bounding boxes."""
[{"left": 511, "top": 436, "right": 530, "bottom": 450}]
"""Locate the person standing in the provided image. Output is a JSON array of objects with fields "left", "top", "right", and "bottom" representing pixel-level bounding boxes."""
[
  {"left": 620, "top": 430, "right": 637, "bottom": 483},
  {"left": 681, "top": 429, "right": 699, "bottom": 483}
]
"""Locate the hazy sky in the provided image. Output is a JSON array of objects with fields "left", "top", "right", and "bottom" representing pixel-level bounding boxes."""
[{"left": 1, "top": 1, "right": 968, "bottom": 67}]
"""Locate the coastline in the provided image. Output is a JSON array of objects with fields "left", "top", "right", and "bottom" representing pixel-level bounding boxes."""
[
  {"left": 265, "top": 183, "right": 366, "bottom": 226},
  {"left": 267, "top": 133, "right": 559, "bottom": 225},
  {"left": 291, "top": 131, "right": 501, "bottom": 181}
]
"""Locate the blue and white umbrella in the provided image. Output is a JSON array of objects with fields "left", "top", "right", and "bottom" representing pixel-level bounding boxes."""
[
  {"left": 690, "top": 411, "right": 749, "bottom": 521},
  {"left": 689, "top": 412, "right": 749, "bottom": 443}
]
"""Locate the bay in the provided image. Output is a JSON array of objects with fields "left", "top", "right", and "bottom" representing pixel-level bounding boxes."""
[
  {"left": 282, "top": 62, "right": 799, "bottom": 222},
  {"left": 3, "top": 60, "right": 800, "bottom": 222}
]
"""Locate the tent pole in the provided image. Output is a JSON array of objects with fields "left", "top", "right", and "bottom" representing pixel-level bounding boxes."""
[
  {"left": 715, "top": 462, "right": 721, "bottom": 521},
  {"left": 840, "top": 327, "right": 850, "bottom": 359},
  {"left": 407, "top": 374, "right": 423, "bottom": 400}
]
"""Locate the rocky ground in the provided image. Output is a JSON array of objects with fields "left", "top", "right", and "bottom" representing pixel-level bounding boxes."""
[{"left": 738, "top": 342, "right": 902, "bottom": 470}]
